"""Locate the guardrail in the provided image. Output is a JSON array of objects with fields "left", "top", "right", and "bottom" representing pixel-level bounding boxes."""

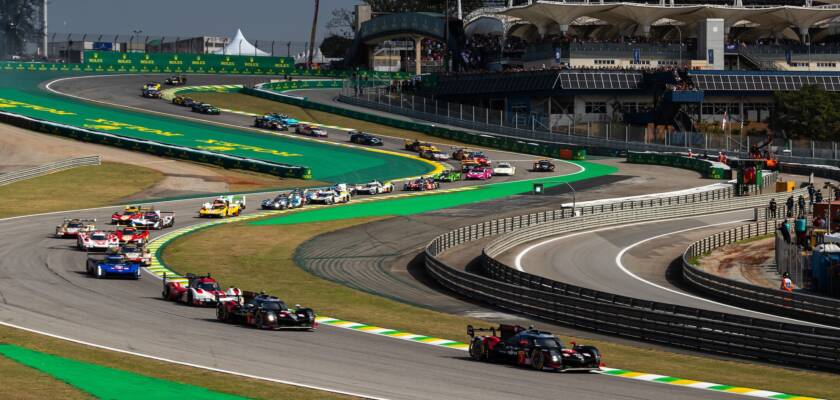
[
  {"left": 0, "top": 156, "right": 101, "bottom": 186},
  {"left": 0, "top": 110, "right": 312, "bottom": 179},
  {"left": 682, "top": 219, "right": 840, "bottom": 326},
  {"left": 424, "top": 187, "right": 840, "bottom": 371}
]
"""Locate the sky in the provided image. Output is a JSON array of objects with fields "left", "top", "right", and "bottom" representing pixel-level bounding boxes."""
[{"left": 48, "top": 0, "right": 356, "bottom": 43}]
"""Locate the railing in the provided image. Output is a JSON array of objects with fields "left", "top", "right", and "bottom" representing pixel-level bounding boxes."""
[
  {"left": 0, "top": 156, "right": 101, "bottom": 186},
  {"left": 338, "top": 85, "right": 840, "bottom": 165},
  {"left": 424, "top": 186, "right": 840, "bottom": 371},
  {"left": 682, "top": 218, "right": 840, "bottom": 326}
]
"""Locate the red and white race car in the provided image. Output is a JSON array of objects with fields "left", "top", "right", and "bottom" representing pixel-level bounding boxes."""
[
  {"left": 117, "top": 243, "right": 152, "bottom": 266},
  {"left": 55, "top": 218, "right": 96, "bottom": 238},
  {"left": 465, "top": 166, "right": 493, "bottom": 180},
  {"left": 111, "top": 206, "right": 146, "bottom": 225},
  {"left": 77, "top": 230, "right": 120, "bottom": 251},
  {"left": 162, "top": 273, "right": 241, "bottom": 306},
  {"left": 115, "top": 227, "right": 150, "bottom": 244}
]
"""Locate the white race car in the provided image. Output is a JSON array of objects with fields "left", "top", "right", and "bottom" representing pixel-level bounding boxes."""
[
  {"left": 296, "top": 125, "right": 328, "bottom": 137},
  {"left": 421, "top": 150, "right": 451, "bottom": 161},
  {"left": 118, "top": 243, "right": 152, "bottom": 266},
  {"left": 307, "top": 183, "right": 351, "bottom": 204},
  {"left": 353, "top": 181, "right": 394, "bottom": 195},
  {"left": 493, "top": 162, "right": 516, "bottom": 176},
  {"left": 55, "top": 218, "right": 96, "bottom": 238},
  {"left": 77, "top": 230, "right": 120, "bottom": 252},
  {"left": 131, "top": 210, "right": 175, "bottom": 230}
]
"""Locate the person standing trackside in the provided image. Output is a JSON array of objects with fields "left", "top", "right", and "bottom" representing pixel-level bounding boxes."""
[
  {"left": 798, "top": 195, "right": 806, "bottom": 216},
  {"left": 815, "top": 190, "right": 824, "bottom": 204},
  {"left": 808, "top": 183, "right": 816, "bottom": 205},
  {"left": 769, "top": 198, "right": 777, "bottom": 219},
  {"left": 781, "top": 272, "right": 794, "bottom": 293},
  {"left": 786, "top": 195, "right": 795, "bottom": 218}
]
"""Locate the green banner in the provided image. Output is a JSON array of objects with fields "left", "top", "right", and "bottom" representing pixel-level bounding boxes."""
[
  {"left": 263, "top": 79, "right": 343, "bottom": 92},
  {"left": 83, "top": 51, "right": 294, "bottom": 74}
]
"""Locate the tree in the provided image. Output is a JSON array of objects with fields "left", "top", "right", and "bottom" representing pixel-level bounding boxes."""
[
  {"left": 363, "top": 0, "right": 485, "bottom": 16},
  {"left": 770, "top": 85, "right": 840, "bottom": 141},
  {"left": 326, "top": 8, "right": 355, "bottom": 38},
  {"left": 320, "top": 35, "right": 353, "bottom": 58},
  {"left": 0, "top": 0, "right": 39, "bottom": 58}
]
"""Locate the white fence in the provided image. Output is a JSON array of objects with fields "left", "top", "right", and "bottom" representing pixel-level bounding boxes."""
[{"left": 0, "top": 156, "right": 101, "bottom": 186}]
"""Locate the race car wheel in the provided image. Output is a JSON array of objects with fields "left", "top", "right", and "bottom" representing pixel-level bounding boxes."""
[
  {"left": 216, "top": 305, "right": 228, "bottom": 321},
  {"left": 134, "top": 270, "right": 141, "bottom": 280},
  {"left": 532, "top": 351, "right": 545, "bottom": 371},
  {"left": 468, "top": 339, "right": 483, "bottom": 361},
  {"left": 187, "top": 290, "right": 194, "bottom": 305},
  {"left": 255, "top": 314, "right": 264, "bottom": 329},
  {"left": 162, "top": 286, "right": 169, "bottom": 300}
]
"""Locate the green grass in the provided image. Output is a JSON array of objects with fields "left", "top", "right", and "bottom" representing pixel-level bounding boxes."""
[
  {"left": 690, "top": 234, "right": 773, "bottom": 265},
  {"left": 189, "top": 92, "right": 468, "bottom": 147},
  {"left": 0, "top": 325, "right": 354, "bottom": 400},
  {"left": 161, "top": 218, "right": 837, "bottom": 399},
  {"left": 0, "top": 351, "right": 92, "bottom": 400},
  {"left": 0, "top": 162, "right": 163, "bottom": 218}
]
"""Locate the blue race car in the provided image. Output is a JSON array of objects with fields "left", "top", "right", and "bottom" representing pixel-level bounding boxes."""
[
  {"left": 86, "top": 254, "right": 141, "bottom": 279},
  {"left": 263, "top": 113, "right": 299, "bottom": 127},
  {"left": 260, "top": 189, "right": 307, "bottom": 210}
]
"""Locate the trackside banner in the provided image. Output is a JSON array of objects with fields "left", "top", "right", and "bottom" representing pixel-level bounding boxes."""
[{"left": 82, "top": 51, "right": 294, "bottom": 74}]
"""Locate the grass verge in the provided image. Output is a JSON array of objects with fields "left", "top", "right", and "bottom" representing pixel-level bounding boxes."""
[
  {"left": 0, "top": 325, "right": 353, "bottom": 400},
  {"left": 189, "top": 92, "right": 467, "bottom": 147},
  {"left": 0, "top": 162, "right": 163, "bottom": 218},
  {"left": 0, "top": 350, "right": 92, "bottom": 400},
  {"left": 162, "top": 218, "right": 837, "bottom": 399}
]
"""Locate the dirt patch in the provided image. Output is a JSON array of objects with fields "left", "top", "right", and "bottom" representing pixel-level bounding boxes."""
[{"left": 697, "top": 236, "right": 779, "bottom": 289}]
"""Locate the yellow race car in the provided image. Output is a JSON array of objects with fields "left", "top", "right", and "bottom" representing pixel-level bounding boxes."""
[{"left": 198, "top": 195, "right": 246, "bottom": 218}]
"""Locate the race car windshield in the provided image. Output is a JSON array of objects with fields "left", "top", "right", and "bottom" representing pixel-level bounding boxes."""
[
  {"left": 92, "top": 234, "right": 107, "bottom": 240},
  {"left": 260, "top": 301, "right": 287, "bottom": 311},
  {"left": 534, "top": 337, "right": 562, "bottom": 348},
  {"left": 197, "top": 282, "right": 219, "bottom": 291},
  {"left": 67, "top": 222, "right": 82, "bottom": 228}
]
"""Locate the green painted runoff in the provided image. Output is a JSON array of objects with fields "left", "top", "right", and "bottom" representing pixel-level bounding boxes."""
[
  {"left": 0, "top": 344, "right": 248, "bottom": 400},
  {"left": 0, "top": 71, "right": 432, "bottom": 183},
  {"left": 252, "top": 161, "right": 617, "bottom": 225}
]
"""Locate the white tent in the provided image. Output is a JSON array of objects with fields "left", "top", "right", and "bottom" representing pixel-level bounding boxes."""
[
  {"left": 294, "top": 48, "right": 337, "bottom": 65},
  {"left": 215, "top": 29, "right": 269, "bottom": 56}
]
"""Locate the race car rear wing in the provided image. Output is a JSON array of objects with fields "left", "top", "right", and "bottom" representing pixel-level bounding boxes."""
[
  {"left": 64, "top": 218, "right": 96, "bottom": 223},
  {"left": 467, "top": 324, "right": 526, "bottom": 339}
]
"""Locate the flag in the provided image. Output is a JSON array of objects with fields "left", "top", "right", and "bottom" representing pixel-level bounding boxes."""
[{"left": 721, "top": 111, "right": 728, "bottom": 130}]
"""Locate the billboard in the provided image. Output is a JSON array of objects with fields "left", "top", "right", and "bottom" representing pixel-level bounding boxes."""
[{"left": 82, "top": 51, "right": 294, "bottom": 74}]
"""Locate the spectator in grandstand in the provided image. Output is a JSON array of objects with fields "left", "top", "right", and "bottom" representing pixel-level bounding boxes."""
[
  {"left": 808, "top": 183, "right": 816, "bottom": 205},
  {"left": 786, "top": 195, "right": 795, "bottom": 218},
  {"left": 815, "top": 190, "right": 823, "bottom": 203},
  {"left": 798, "top": 195, "right": 806, "bottom": 216},
  {"left": 769, "top": 198, "right": 777, "bottom": 218}
]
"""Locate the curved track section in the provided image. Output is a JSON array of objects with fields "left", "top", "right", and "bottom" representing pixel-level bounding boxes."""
[{"left": 0, "top": 72, "right": 746, "bottom": 399}]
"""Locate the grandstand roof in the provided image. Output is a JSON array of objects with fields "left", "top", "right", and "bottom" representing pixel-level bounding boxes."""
[{"left": 493, "top": 1, "right": 840, "bottom": 35}]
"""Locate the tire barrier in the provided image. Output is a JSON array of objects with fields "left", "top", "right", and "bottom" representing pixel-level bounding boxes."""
[
  {"left": 424, "top": 187, "right": 840, "bottom": 371},
  {"left": 0, "top": 110, "right": 311, "bottom": 179},
  {"left": 243, "top": 86, "right": 587, "bottom": 161},
  {"left": 627, "top": 151, "right": 729, "bottom": 179},
  {"left": 0, "top": 156, "right": 101, "bottom": 186},
  {"left": 682, "top": 219, "right": 840, "bottom": 327}
]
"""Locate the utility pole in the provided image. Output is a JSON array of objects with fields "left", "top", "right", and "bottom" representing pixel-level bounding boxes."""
[
  {"left": 308, "top": 0, "right": 320, "bottom": 69},
  {"left": 42, "top": 0, "right": 48, "bottom": 59}
]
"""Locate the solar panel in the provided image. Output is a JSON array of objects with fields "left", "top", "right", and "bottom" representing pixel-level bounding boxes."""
[
  {"left": 558, "top": 72, "right": 642, "bottom": 90},
  {"left": 691, "top": 73, "right": 840, "bottom": 92}
]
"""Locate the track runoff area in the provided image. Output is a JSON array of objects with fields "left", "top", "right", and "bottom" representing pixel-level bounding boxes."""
[{"left": 0, "top": 71, "right": 822, "bottom": 400}]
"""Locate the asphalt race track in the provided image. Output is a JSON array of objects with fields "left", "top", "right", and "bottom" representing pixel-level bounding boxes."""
[{"left": 0, "top": 72, "right": 748, "bottom": 399}]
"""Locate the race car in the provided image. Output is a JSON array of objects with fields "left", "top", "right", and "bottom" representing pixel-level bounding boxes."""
[
  {"left": 404, "top": 139, "right": 439, "bottom": 153},
  {"left": 467, "top": 324, "right": 601, "bottom": 372},
  {"left": 216, "top": 291, "right": 317, "bottom": 330},
  {"left": 306, "top": 184, "right": 351, "bottom": 205},
  {"left": 111, "top": 206, "right": 146, "bottom": 225},
  {"left": 55, "top": 218, "right": 96, "bottom": 238},
  {"left": 193, "top": 103, "right": 221, "bottom": 115},
  {"left": 465, "top": 166, "right": 493, "bottom": 180},
  {"left": 165, "top": 75, "right": 187, "bottom": 85},
  {"left": 260, "top": 190, "right": 306, "bottom": 210},
  {"left": 349, "top": 132, "right": 383, "bottom": 146},
  {"left": 77, "top": 230, "right": 120, "bottom": 252},
  {"left": 254, "top": 116, "right": 288, "bottom": 131},
  {"left": 142, "top": 82, "right": 161, "bottom": 91},
  {"left": 420, "top": 150, "right": 450, "bottom": 161},
  {"left": 131, "top": 210, "right": 175, "bottom": 230},
  {"left": 353, "top": 180, "right": 393, "bottom": 195},
  {"left": 199, "top": 195, "right": 246, "bottom": 218},
  {"left": 262, "top": 113, "right": 299, "bottom": 127},
  {"left": 171, "top": 95, "right": 195, "bottom": 107},
  {"left": 452, "top": 148, "right": 471, "bottom": 161},
  {"left": 433, "top": 170, "right": 462, "bottom": 182},
  {"left": 532, "top": 159, "right": 555, "bottom": 172},
  {"left": 295, "top": 124, "right": 328, "bottom": 137},
  {"left": 460, "top": 160, "right": 483, "bottom": 172},
  {"left": 162, "top": 273, "right": 241, "bottom": 306},
  {"left": 403, "top": 177, "right": 439, "bottom": 191},
  {"left": 493, "top": 162, "right": 516, "bottom": 176},
  {"left": 115, "top": 226, "right": 150, "bottom": 244},
  {"left": 116, "top": 243, "right": 151, "bottom": 266},
  {"left": 86, "top": 254, "right": 141, "bottom": 279},
  {"left": 465, "top": 151, "right": 491, "bottom": 166},
  {"left": 141, "top": 89, "right": 161, "bottom": 98}
]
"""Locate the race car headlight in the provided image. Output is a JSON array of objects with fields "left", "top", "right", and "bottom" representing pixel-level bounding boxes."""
[
  {"left": 551, "top": 355, "right": 559, "bottom": 362},
  {"left": 265, "top": 312, "right": 276, "bottom": 322}
]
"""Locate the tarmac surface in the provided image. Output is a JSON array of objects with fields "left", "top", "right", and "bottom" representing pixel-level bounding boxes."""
[{"left": 0, "top": 72, "right": 764, "bottom": 399}]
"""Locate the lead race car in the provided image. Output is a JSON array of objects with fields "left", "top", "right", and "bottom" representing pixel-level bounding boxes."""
[
  {"left": 467, "top": 324, "right": 601, "bottom": 372},
  {"left": 55, "top": 218, "right": 96, "bottom": 238},
  {"left": 131, "top": 210, "right": 175, "bottom": 230},
  {"left": 77, "top": 230, "right": 120, "bottom": 252},
  {"left": 162, "top": 273, "right": 241, "bottom": 306},
  {"left": 199, "top": 195, "right": 246, "bottom": 218},
  {"left": 86, "top": 254, "right": 141, "bottom": 279},
  {"left": 216, "top": 291, "right": 317, "bottom": 330}
]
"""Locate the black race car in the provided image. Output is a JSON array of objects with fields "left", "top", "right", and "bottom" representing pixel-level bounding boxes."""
[
  {"left": 165, "top": 75, "right": 187, "bottom": 85},
  {"left": 467, "top": 324, "right": 601, "bottom": 372},
  {"left": 532, "top": 159, "right": 556, "bottom": 172},
  {"left": 141, "top": 89, "right": 161, "bottom": 98},
  {"left": 254, "top": 116, "right": 288, "bottom": 131},
  {"left": 216, "top": 291, "right": 316, "bottom": 330},
  {"left": 191, "top": 102, "right": 221, "bottom": 115},
  {"left": 350, "top": 132, "right": 383, "bottom": 146}
]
